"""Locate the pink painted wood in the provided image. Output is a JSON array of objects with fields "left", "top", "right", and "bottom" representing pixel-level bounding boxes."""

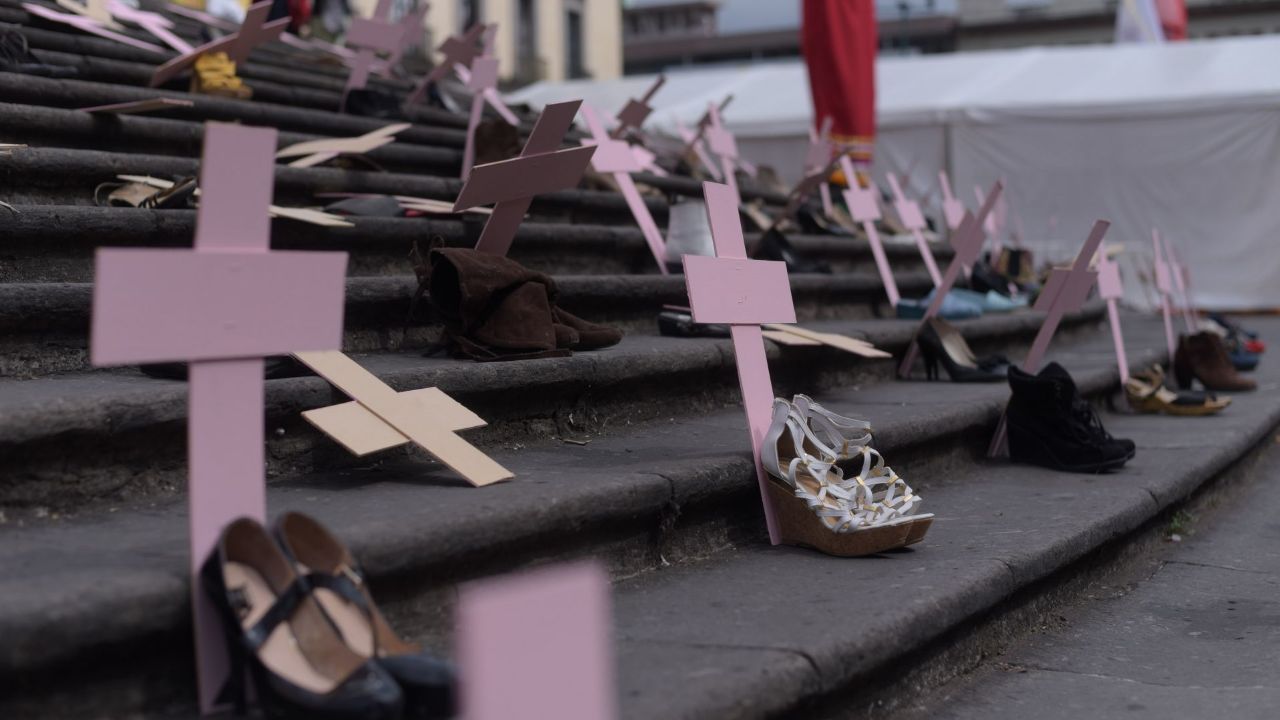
[
  {"left": 226, "top": 1, "right": 287, "bottom": 63},
  {"left": 107, "top": 0, "right": 192, "bottom": 53},
  {"left": 1097, "top": 253, "right": 1129, "bottom": 383},
  {"left": 682, "top": 181, "right": 795, "bottom": 543},
  {"left": 705, "top": 103, "right": 741, "bottom": 205},
  {"left": 90, "top": 124, "right": 347, "bottom": 714},
  {"left": 458, "top": 562, "right": 616, "bottom": 720},
  {"left": 1152, "top": 228, "right": 1177, "bottom": 360},
  {"left": 974, "top": 184, "right": 1001, "bottom": 258},
  {"left": 1163, "top": 236, "right": 1197, "bottom": 333},
  {"left": 805, "top": 116, "right": 835, "bottom": 217},
  {"left": 149, "top": 1, "right": 286, "bottom": 87},
  {"left": 939, "top": 171, "right": 966, "bottom": 230},
  {"left": 988, "top": 220, "right": 1109, "bottom": 458},
  {"left": 580, "top": 104, "right": 667, "bottom": 273},
  {"left": 453, "top": 101, "right": 597, "bottom": 257},
  {"left": 676, "top": 120, "right": 722, "bottom": 181},
  {"left": 406, "top": 22, "right": 485, "bottom": 106},
  {"left": 23, "top": 3, "right": 165, "bottom": 53},
  {"left": 839, "top": 156, "right": 898, "bottom": 307},
  {"left": 896, "top": 182, "right": 1002, "bottom": 379},
  {"left": 887, "top": 172, "right": 942, "bottom": 287},
  {"left": 613, "top": 74, "right": 666, "bottom": 138}
]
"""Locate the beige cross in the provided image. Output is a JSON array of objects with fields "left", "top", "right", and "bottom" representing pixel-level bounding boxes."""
[{"left": 294, "top": 351, "right": 513, "bottom": 486}]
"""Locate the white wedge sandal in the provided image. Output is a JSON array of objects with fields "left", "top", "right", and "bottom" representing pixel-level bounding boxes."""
[{"left": 761, "top": 399, "right": 925, "bottom": 556}]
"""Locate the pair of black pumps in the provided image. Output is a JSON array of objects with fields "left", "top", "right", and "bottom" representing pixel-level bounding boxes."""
[{"left": 203, "top": 513, "right": 455, "bottom": 719}]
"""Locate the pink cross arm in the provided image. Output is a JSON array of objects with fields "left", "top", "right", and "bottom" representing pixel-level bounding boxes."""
[
  {"left": 24, "top": 3, "right": 166, "bottom": 53},
  {"left": 454, "top": 101, "right": 597, "bottom": 257},
  {"left": 458, "top": 562, "right": 617, "bottom": 720},
  {"left": 226, "top": 1, "right": 288, "bottom": 64},
  {"left": 839, "top": 156, "right": 881, "bottom": 223},
  {"left": 1024, "top": 220, "right": 1109, "bottom": 370},
  {"left": 107, "top": 0, "right": 193, "bottom": 53}
]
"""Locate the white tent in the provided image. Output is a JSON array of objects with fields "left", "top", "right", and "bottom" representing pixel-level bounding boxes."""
[{"left": 507, "top": 35, "right": 1280, "bottom": 310}]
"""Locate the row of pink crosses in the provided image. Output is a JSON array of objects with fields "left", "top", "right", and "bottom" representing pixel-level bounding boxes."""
[{"left": 90, "top": 113, "right": 616, "bottom": 717}]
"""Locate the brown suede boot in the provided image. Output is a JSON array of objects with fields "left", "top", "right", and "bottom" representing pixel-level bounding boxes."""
[
  {"left": 1173, "top": 331, "right": 1256, "bottom": 392},
  {"left": 420, "top": 247, "right": 622, "bottom": 361}
]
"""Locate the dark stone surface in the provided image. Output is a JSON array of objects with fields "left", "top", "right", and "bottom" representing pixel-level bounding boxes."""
[{"left": 891, "top": 404, "right": 1280, "bottom": 720}]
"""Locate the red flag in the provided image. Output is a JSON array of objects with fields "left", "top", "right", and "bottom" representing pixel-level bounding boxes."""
[
  {"left": 802, "top": 0, "right": 877, "bottom": 163},
  {"left": 1155, "top": 0, "right": 1187, "bottom": 40}
]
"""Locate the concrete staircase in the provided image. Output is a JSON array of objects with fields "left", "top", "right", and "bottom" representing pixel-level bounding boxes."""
[{"left": 2, "top": 8, "right": 1277, "bottom": 719}]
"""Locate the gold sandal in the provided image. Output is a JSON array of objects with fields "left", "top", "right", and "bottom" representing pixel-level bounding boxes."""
[{"left": 1126, "top": 365, "right": 1231, "bottom": 416}]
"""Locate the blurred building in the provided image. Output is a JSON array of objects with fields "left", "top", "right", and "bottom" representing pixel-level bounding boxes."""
[
  {"left": 621, "top": 0, "right": 1280, "bottom": 73},
  {"left": 421, "top": 0, "right": 623, "bottom": 86}
]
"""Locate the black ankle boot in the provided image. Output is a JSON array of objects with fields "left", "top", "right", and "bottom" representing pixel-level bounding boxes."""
[{"left": 1006, "top": 362, "right": 1135, "bottom": 473}]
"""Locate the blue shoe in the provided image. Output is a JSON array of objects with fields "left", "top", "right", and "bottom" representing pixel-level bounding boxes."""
[
  {"left": 896, "top": 291, "right": 982, "bottom": 320},
  {"left": 949, "top": 288, "right": 1027, "bottom": 313}
]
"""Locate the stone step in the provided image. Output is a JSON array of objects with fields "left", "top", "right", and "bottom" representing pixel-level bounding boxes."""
[
  {"left": 0, "top": 305, "right": 1099, "bottom": 512},
  {"left": 0, "top": 314, "right": 1232, "bottom": 719},
  {"left": 8, "top": 5, "right": 415, "bottom": 100},
  {"left": 2, "top": 2, "right": 407, "bottom": 88},
  {"left": 0, "top": 101, "right": 461, "bottom": 174},
  {"left": 0, "top": 72, "right": 469, "bottom": 147},
  {"left": 0, "top": 144, "right": 786, "bottom": 219},
  {"left": 0, "top": 205, "right": 949, "bottom": 281}
]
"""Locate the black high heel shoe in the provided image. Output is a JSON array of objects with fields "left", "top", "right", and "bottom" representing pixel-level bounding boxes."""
[
  {"left": 202, "top": 518, "right": 404, "bottom": 720},
  {"left": 273, "top": 512, "right": 458, "bottom": 720},
  {"left": 917, "top": 317, "right": 1010, "bottom": 382}
]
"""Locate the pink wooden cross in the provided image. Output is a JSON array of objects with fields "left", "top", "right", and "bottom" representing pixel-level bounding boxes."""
[
  {"left": 838, "top": 155, "right": 899, "bottom": 307},
  {"left": 805, "top": 116, "right": 835, "bottom": 217},
  {"left": 612, "top": 74, "right": 666, "bottom": 139},
  {"left": 149, "top": 1, "right": 286, "bottom": 87},
  {"left": 580, "top": 103, "right": 666, "bottom": 273},
  {"left": 896, "top": 182, "right": 1003, "bottom": 379},
  {"left": 90, "top": 123, "right": 348, "bottom": 713},
  {"left": 1152, "top": 228, "right": 1178, "bottom": 359},
  {"left": 1163, "top": 235, "right": 1196, "bottom": 333},
  {"left": 1097, "top": 252, "right": 1129, "bottom": 384},
  {"left": 453, "top": 101, "right": 597, "bottom": 257},
  {"left": 24, "top": 3, "right": 165, "bottom": 53},
  {"left": 108, "top": 0, "right": 193, "bottom": 52},
  {"left": 459, "top": 562, "right": 616, "bottom": 720},
  {"left": 938, "top": 171, "right": 966, "bottom": 231},
  {"left": 341, "top": 0, "right": 415, "bottom": 108},
  {"left": 974, "top": 184, "right": 1000, "bottom": 255},
  {"left": 675, "top": 119, "right": 722, "bottom": 181},
  {"left": 988, "top": 220, "right": 1110, "bottom": 458},
  {"left": 226, "top": 0, "right": 287, "bottom": 63},
  {"left": 887, "top": 172, "right": 942, "bottom": 287},
  {"left": 683, "top": 181, "right": 796, "bottom": 543},
  {"left": 704, "top": 102, "right": 741, "bottom": 205},
  {"left": 405, "top": 22, "right": 486, "bottom": 106},
  {"left": 460, "top": 28, "right": 521, "bottom": 179}
]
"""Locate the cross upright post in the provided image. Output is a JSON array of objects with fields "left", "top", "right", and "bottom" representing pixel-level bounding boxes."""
[
  {"left": 453, "top": 100, "right": 597, "bottom": 257},
  {"left": 897, "top": 182, "right": 1002, "bottom": 379},
  {"left": 887, "top": 172, "right": 942, "bottom": 287},
  {"left": 838, "top": 155, "right": 899, "bottom": 307},
  {"left": 682, "top": 182, "right": 797, "bottom": 543},
  {"left": 91, "top": 123, "right": 348, "bottom": 713},
  {"left": 1097, "top": 252, "right": 1130, "bottom": 384},
  {"left": 580, "top": 103, "right": 667, "bottom": 273},
  {"left": 987, "top": 220, "right": 1110, "bottom": 458},
  {"left": 1152, "top": 228, "right": 1178, "bottom": 360}
]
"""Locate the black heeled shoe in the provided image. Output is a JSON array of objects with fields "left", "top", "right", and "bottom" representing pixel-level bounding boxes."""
[
  {"left": 273, "top": 512, "right": 458, "bottom": 720},
  {"left": 917, "top": 317, "right": 1010, "bottom": 383},
  {"left": 202, "top": 518, "right": 404, "bottom": 719}
]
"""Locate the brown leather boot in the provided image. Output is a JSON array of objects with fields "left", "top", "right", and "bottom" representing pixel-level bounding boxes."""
[{"left": 1173, "top": 331, "right": 1256, "bottom": 392}]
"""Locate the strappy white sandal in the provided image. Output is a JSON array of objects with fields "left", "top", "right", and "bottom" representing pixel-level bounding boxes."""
[
  {"left": 786, "top": 396, "right": 934, "bottom": 546},
  {"left": 761, "top": 399, "right": 925, "bottom": 556}
]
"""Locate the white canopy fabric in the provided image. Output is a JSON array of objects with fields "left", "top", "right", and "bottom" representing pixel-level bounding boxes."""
[{"left": 507, "top": 35, "right": 1280, "bottom": 309}]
